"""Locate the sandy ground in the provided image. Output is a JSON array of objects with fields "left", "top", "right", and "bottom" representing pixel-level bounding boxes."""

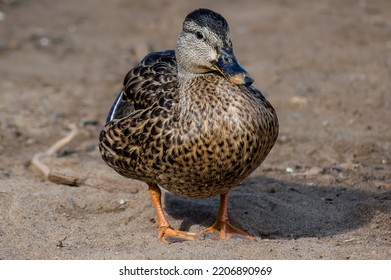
[{"left": 0, "top": 0, "right": 390, "bottom": 259}]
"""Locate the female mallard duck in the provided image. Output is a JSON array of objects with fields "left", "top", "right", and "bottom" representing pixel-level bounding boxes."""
[{"left": 99, "top": 8, "right": 278, "bottom": 243}]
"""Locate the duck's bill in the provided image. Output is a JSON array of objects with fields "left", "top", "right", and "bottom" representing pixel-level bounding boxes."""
[{"left": 214, "top": 48, "right": 254, "bottom": 86}]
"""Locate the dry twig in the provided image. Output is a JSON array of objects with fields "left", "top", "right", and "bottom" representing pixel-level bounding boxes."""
[{"left": 32, "top": 123, "right": 80, "bottom": 186}]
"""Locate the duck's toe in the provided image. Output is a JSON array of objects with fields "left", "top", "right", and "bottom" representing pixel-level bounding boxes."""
[
  {"left": 202, "top": 220, "right": 254, "bottom": 240},
  {"left": 159, "top": 226, "right": 201, "bottom": 244}
]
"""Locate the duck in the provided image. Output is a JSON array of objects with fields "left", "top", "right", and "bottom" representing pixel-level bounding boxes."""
[{"left": 99, "top": 8, "right": 279, "bottom": 243}]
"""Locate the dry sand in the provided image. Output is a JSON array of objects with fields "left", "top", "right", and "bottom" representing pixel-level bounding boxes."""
[{"left": 0, "top": 0, "right": 390, "bottom": 259}]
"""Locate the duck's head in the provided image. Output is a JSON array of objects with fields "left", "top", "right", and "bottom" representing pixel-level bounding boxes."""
[{"left": 175, "top": 8, "right": 254, "bottom": 86}]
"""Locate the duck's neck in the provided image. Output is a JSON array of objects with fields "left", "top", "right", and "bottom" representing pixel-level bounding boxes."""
[
  {"left": 176, "top": 71, "right": 224, "bottom": 122},
  {"left": 177, "top": 70, "right": 198, "bottom": 81},
  {"left": 176, "top": 72, "right": 199, "bottom": 112}
]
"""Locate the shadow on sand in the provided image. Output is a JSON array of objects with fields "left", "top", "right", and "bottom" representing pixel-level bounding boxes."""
[{"left": 163, "top": 176, "right": 391, "bottom": 239}]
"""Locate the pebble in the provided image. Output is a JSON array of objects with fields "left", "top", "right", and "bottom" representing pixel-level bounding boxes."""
[
  {"left": 118, "top": 199, "right": 127, "bottom": 205},
  {"left": 285, "top": 167, "right": 294, "bottom": 173},
  {"left": 289, "top": 96, "right": 308, "bottom": 106},
  {"left": 38, "top": 37, "right": 50, "bottom": 47},
  {"left": 277, "top": 134, "right": 289, "bottom": 143}
]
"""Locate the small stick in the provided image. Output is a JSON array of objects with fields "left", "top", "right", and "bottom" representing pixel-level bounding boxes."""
[{"left": 31, "top": 123, "right": 80, "bottom": 186}]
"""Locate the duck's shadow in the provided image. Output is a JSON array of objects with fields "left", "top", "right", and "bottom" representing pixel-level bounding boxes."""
[{"left": 163, "top": 176, "right": 391, "bottom": 239}]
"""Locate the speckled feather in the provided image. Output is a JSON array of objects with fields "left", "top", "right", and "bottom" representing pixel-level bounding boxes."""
[{"left": 99, "top": 11, "right": 279, "bottom": 199}]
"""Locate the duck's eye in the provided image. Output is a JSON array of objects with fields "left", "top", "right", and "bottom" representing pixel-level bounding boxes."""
[{"left": 195, "top": 31, "right": 204, "bottom": 40}]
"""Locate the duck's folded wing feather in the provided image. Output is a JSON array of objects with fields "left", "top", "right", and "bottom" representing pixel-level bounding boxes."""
[
  {"left": 106, "top": 50, "right": 177, "bottom": 123},
  {"left": 106, "top": 50, "right": 178, "bottom": 124}
]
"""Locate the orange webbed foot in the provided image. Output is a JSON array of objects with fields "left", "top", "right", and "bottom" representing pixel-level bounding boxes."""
[
  {"left": 158, "top": 226, "right": 201, "bottom": 244},
  {"left": 203, "top": 219, "right": 254, "bottom": 240},
  {"left": 202, "top": 192, "right": 255, "bottom": 240}
]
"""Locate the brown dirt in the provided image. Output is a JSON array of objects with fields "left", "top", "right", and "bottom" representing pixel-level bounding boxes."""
[{"left": 0, "top": 0, "right": 390, "bottom": 259}]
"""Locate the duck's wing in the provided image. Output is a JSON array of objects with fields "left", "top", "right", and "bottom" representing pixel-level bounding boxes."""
[{"left": 105, "top": 50, "right": 178, "bottom": 123}]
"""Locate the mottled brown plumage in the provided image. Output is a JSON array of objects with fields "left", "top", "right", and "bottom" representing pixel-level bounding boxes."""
[{"left": 99, "top": 8, "right": 278, "bottom": 242}]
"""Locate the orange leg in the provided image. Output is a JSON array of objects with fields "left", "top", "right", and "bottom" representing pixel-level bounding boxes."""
[
  {"left": 203, "top": 192, "right": 254, "bottom": 240},
  {"left": 148, "top": 183, "right": 200, "bottom": 243}
]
